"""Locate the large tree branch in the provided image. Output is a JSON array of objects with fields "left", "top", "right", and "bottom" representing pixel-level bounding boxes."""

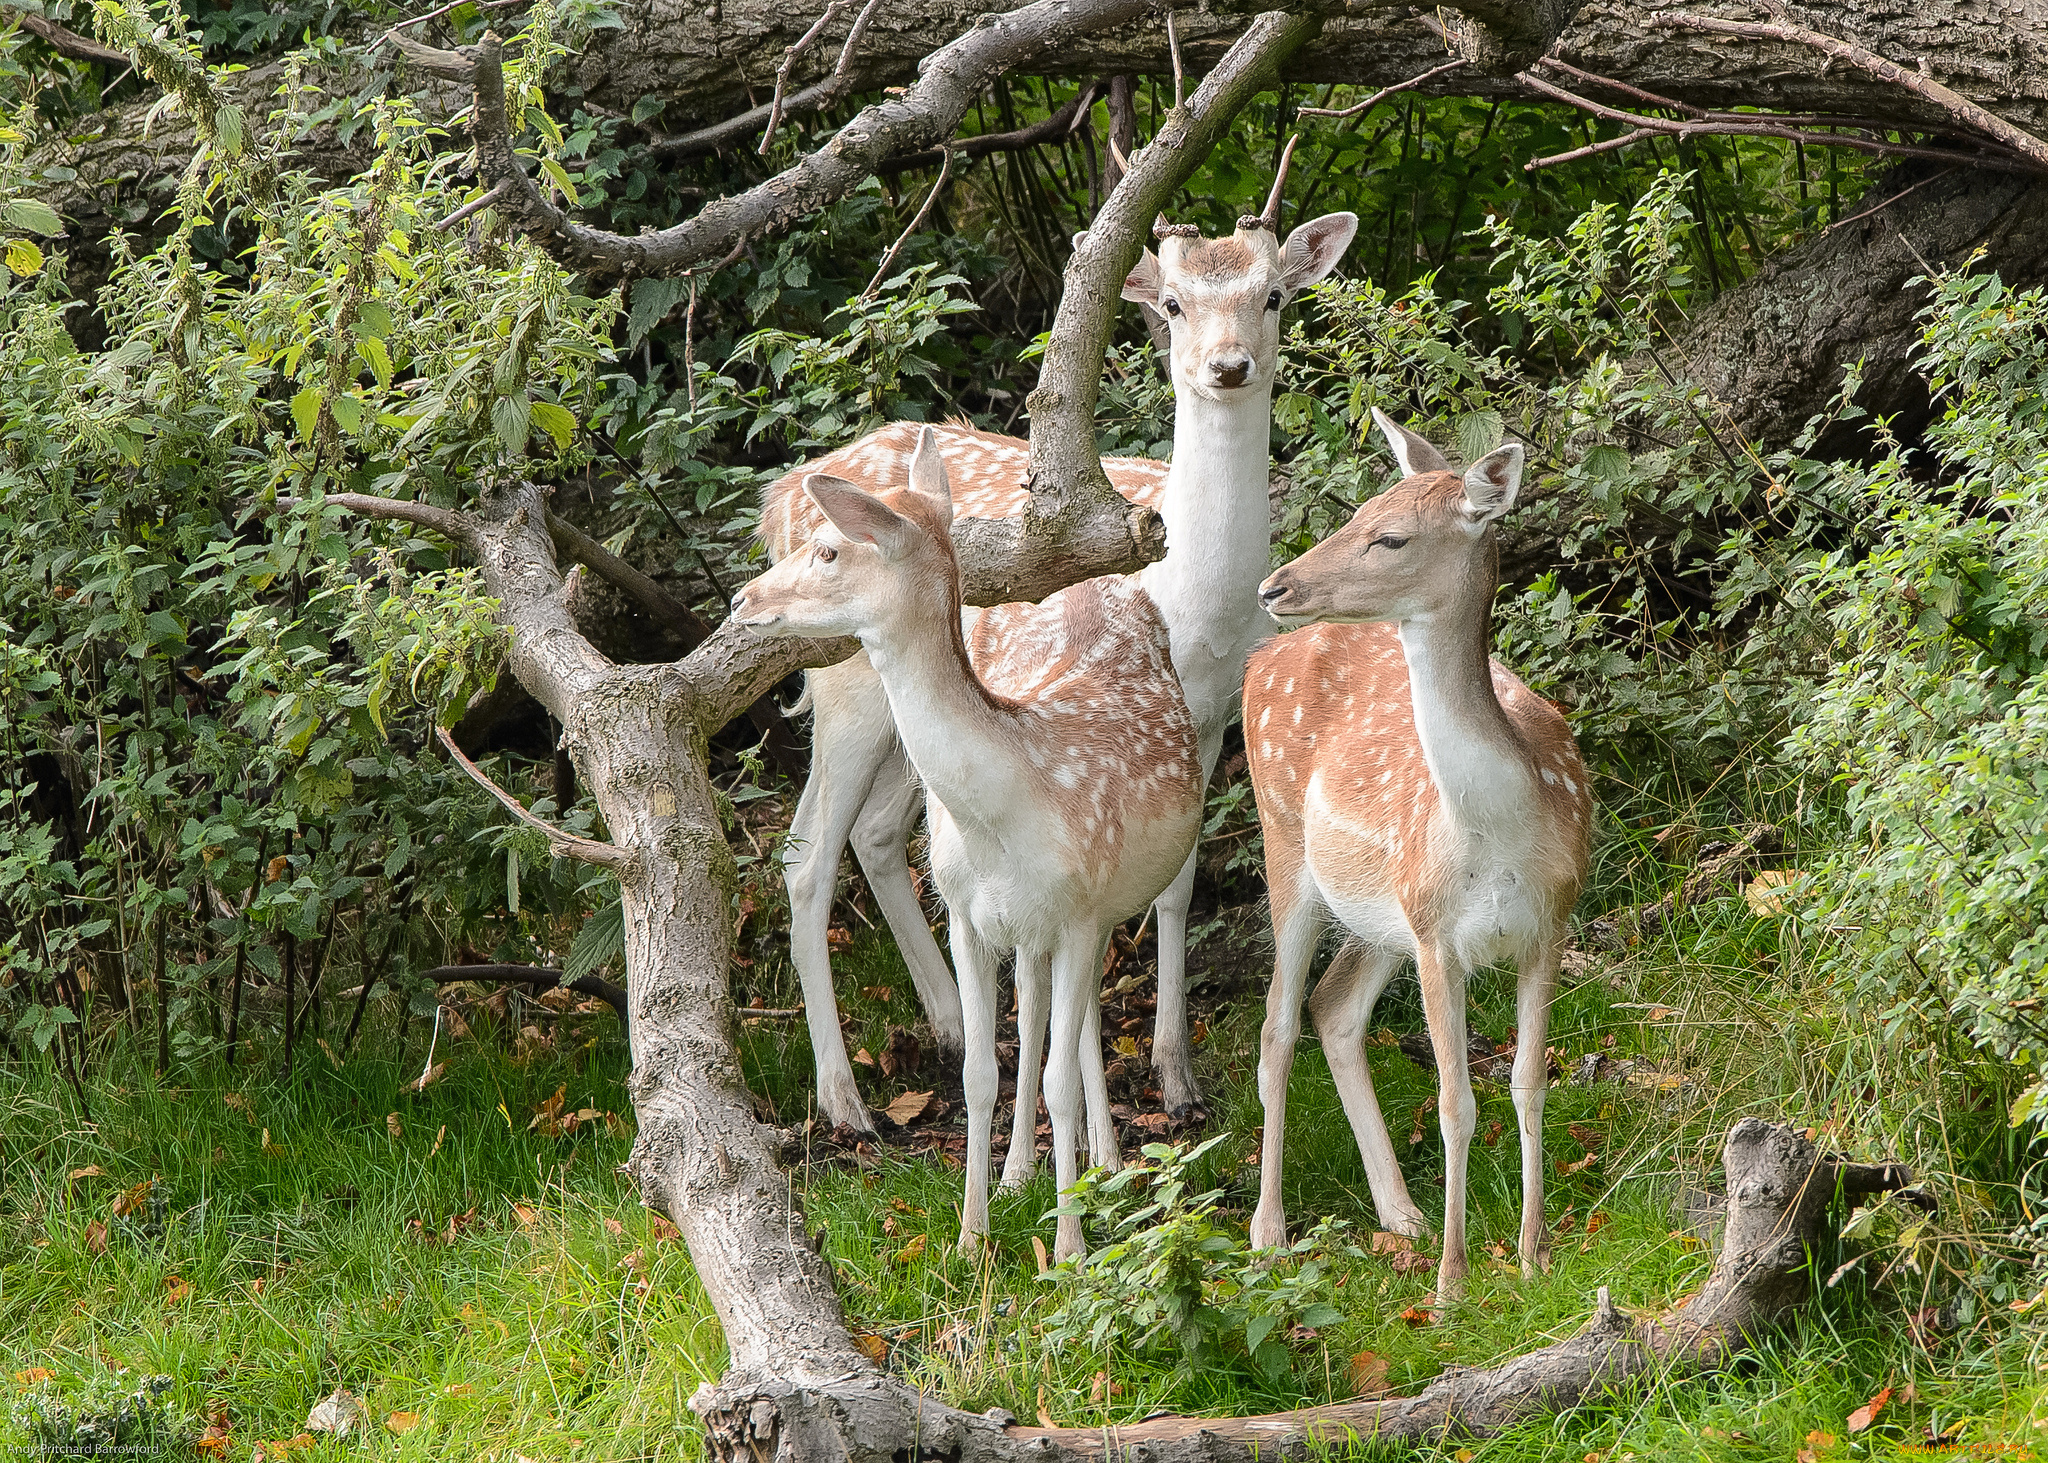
[{"left": 4, "top": 5, "right": 129, "bottom": 65}]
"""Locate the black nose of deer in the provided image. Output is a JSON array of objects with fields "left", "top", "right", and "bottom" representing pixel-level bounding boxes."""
[
  {"left": 1257, "top": 579, "right": 1289, "bottom": 608},
  {"left": 1209, "top": 355, "right": 1253, "bottom": 389}
]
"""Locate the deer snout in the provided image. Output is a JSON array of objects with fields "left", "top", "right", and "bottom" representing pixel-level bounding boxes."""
[
  {"left": 1257, "top": 573, "right": 1294, "bottom": 615},
  {"left": 730, "top": 584, "right": 776, "bottom": 630},
  {"left": 1207, "top": 353, "right": 1255, "bottom": 390}
]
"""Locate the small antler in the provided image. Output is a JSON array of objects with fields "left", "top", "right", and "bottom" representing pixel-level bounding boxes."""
[
  {"left": 1238, "top": 132, "right": 1302, "bottom": 231},
  {"left": 1153, "top": 213, "right": 1201, "bottom": 240}
]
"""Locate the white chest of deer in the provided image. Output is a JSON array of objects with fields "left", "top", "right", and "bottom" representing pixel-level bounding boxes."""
[
  {"left": 1245, "top": 411, "right": 1591, "bottom": 1305},
  {"left": 733, "top": 430, "right": 1203, "bottom": 1263}
]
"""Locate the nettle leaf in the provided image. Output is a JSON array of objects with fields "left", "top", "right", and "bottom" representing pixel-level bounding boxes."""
[
  {"left": 528, "top": 400, "right": 577, "bottom": 450},
  {"left": 3, "top": 197, "right": 62, "bottom": 234},
  {"left": 491, "top": 393, "right": 532, "bottom": 453},
  {"left": 290, "top": 387, "right": 323, "bottom": 441},
  {"left": 1453, "top": 409, "right": 1503, "bottom": 465},
  {"left": 567, "top": 898, "right": 625, "bottom": 982},
  {"left": 1581, "top": 443, "right": 1631, "bottom": 482},
  {"left": 4, "top": 237, "right": 44, "bottom": 277},
  {"left": 357, "top": 336, "right": 393, "bottom": 389}
]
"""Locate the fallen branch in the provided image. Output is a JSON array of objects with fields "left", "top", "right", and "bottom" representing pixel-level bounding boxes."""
[
  {"left": 427, "top": 962, "right": 629, "bottom": 1028},
  {"left": 1004, "top": 1119, "right": 1908, "bottom": 1454}
]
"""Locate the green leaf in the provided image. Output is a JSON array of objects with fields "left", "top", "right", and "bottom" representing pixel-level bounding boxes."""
[
  {"left": 1298, "top": 1303, "right": 1344, "bottom": 1329},
  {"left": 1582, "top": 443, "right": 1631, "bottom": 482},
  {"left": 330, "top": 394, "right": 364, "bottom": 432},
  {"left": 1243, "top": 1313, "right": 1277, "bottom": 1353},
  {"left": 538, "top": 157, "right": 580, "bottom": 207},
  {"left": 355, "top": 301, "right": 393, "bottom": 338},
  {"left": 357, "top": 336, "right": 393, "bottom": 388},
  {"left": 4, "top": 237, "right": 44, "bottom": 278},
  {"left": 630, "top": 94, "right": 666, "bottom": 124},
  {"left": 528, "top": 400, "right": 577, "bottom": 450},
  {"left": 213, "top": 103, "right": 246, "bottom": 156},
  {"left": 566, "top": 898, "right": 625, "bottom": 982},
  {"left": 3, "top": 197, "right": 62, "bottom": 234},
  {"left": 1453, "top": 408, "right": 1504, "bottom": 465},
  {"left": 290, "top": 387, "right": 323, "bottom": 441},
  {"left": 491, "top": 393, "right": 531, "bottom": 453}
]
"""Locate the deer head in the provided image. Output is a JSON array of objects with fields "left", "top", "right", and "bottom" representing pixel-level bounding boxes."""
[
  {"left": 733, "top": 427, "right": 959, "bottom": 641},
  {"left": 1257, "top": 409, "right": 1524, "bottom": 625},
  {"left": 1102, "top": 145, "right": 1356, "bottom": 402}
]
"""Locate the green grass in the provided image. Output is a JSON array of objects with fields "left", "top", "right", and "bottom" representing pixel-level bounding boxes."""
[{"left": 5, "top": 806, "right": 2047, "bottom": 1458}]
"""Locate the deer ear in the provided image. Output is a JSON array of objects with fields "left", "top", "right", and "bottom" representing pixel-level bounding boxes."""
[
  {"left": 1371, "top": 406, "right": 1452, "bottom": 477},
  {"left": 1278, "top": 212, "right": 1358, "bottom": 291},
  {"left": 1461, "top": 444, "right": 1524, "bottom": 523},
  {"left": 804, "top": 473, "right": 920, "bottom": 561},
  {"left": 1122, "top": 247, "right": 1164, "bottom": 305},
  {"left": 908, "top": 426, "right": 955, "bottom": 523}
]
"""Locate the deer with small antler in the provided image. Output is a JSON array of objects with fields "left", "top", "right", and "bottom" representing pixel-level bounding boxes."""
[
  {"left": 736, "top": 428, "right": 1204, "bottom": 1261},
  {"left": 761, "top": 155, "right": 1356, "bottom": 1150},
  {"left": 1244, "top": 411, "right": 1593, "bottom": 1303}
]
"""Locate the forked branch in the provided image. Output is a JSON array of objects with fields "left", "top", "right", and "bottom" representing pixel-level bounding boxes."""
[{"left": 437, "top": 726, "right": 638, "bottom": 873}]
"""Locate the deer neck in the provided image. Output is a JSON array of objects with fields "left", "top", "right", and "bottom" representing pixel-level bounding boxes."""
[
  {"left": 1394, "top": 542, "right": 1534, "bottom": 838},
  {"left": 1139, "top": 381, "right": 1275, "bottom": 734},
  {"left": 859, "top": 593, "right": 1034, "bottom": 838}
]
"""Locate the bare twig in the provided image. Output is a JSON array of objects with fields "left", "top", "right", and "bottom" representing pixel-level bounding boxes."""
[
  {"left": 384, "top": 0, "right": 526, "bottom": 36},
  {"left": 760, "top": 0, "right": 854, "bottom": 156},
  {"left": 1518, "top": 71, "right": 2046, "bottom": 175},
  {"left": 1165, "top": 9, "right": 1184, "bottom": 110},
  {"left": 432, "top": 178, "right": 513, "bottom": 231},
  {"left": 1533, "top": 55, "right": 1705, "bottom": 119},
  {"left": 1297, "top": 58, "right": 1468, "bottom": 120},
  {"left": 1523, "top": 126, "right": 1656, "bottom": 170},
  {"left": 878, "top": 78, "right": 1103, "bottom": 174},
  {"left": 1659, "top": 10, "right": 2048, "bottom": 171},
  {"left": 436, "top": 727, "right": 638, "bottom": 873},
  {"left": 1823, "top": 167, "right": 1953, "bottom": 233},
  {"left": 864, "top": 146, "right": 953, "bottom": 298}
]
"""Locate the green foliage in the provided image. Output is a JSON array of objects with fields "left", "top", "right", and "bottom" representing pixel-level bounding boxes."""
[
  {"left": 1041, "top": 1136, "right": 1353, "bottom": 1382},
  {"left": 1793, "top": 272, "right": 2048, "bottom": 1122},
  {"left": 7, "top": 1371, "right": 184, "bottom": 1455}
]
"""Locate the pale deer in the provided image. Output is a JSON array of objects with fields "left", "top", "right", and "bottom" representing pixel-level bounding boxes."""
[
  {"left": 734, "top": 429, "right": 1204, "bottom": 1261},
  {"left": 760, "top": 195, "right": 1358, "bottom": 1143},
  {"left": 1244, "top": 411, "right": 1592, "bottom": 1303}
]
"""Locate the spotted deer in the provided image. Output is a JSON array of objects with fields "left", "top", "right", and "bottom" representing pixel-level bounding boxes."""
[
  {"left": 735, "top": 429, "right": 1204, "bottom": 1261},
  {"left": 1243, "top": 411, "right": 1592, "bottom": 1303},
  {"left": 760, "top": 194, "right": 1358, "bottom": 1142}
]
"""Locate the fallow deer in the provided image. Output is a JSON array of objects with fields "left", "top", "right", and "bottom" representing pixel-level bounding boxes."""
[
  {"left": 735, "top": 429, "right": 1204, "bottom": 1261},
  {"left": 760, "top": 191, "right": 1358, "bottom": 1143},
  {"left": 1244, "top": 411, "right": 1592, "bottom": 1303}
]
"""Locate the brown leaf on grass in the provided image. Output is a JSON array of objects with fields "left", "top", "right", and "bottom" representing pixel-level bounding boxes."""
[
  {"left": 649, "top": 1216, "right": 680, "bottom": 1243},
  {"left": 1347, "top": 1350, "right": 1391, "bottom": 1397},
  {"left": 1745, "top": 869, "right": 1805, "bottom": 915},
  {"left": 511, "top": 1201, "right": 540, "bottom": 1228},
  {"left": 618, "top": 1248, "right": 645, "bottom": 1273},
  {"left": 252, "top": 1435, "right": 316, "bottom": 1460},
  {"left": 1481, "top": 1120, "right": 1503, "bottom": 1148},
  {"left": 1584, "top": 1211, "right": 1612, "bottom": 1238},
  {"left": 1389, "top": 1250, "right": 1434, "bottom": 1277},
  {"left": 223, "top": 1093, "right": 254, "bottom": 1123},
  {"left": 410, "top": 1062, "right": 447, "bottom": 1092},
  {"left": 1089, "top": 1371, "right": 1125, "bottom": 1403},
  {"left": 892, "top": 1233, "right": 928, "bottom": 1266},
  {"left": 881, "top": 1090, "right": 936, "bottom": 1127},
  {"left": 305, "top": 1388, "right": 366, "bottom": 1437},
  {"left": 882, "top": 1215, "right": 899, "bottom": 1238},
  {"left": 428, "top": 1125, "right": 447, "bottom": 1159},
  {"left": 386, "top": 1113, "right": 403, "bottom": 1140},
  {"left": 1556, "top": 1150, "right": 1599, "bottom": 1176},
  {"left": 1128, "top": 1111, "right": 1172, "bottom": 1133},
  {"left": 66, "top": 1165, "right": 107, "bottom": 1190},
  {"left": 111, "top": 1178, "right": 155, "bottom": 1217},
  {"left": 851, "top": 1331, "right": 887, "bottom": 1365},
  {"left": 851, "top": 1048, "right": 876, "bottom": 1068},
  {"left": 13, "top": 1368, "right": 55, "bottom": 1385},
  {"left": 385, "top": 1411, "right": 422, "bottom": 1435},
  {"left": 1396, "top": 1304, "right": 1434, "bottom": 1327},
  {"left": 1846, "top": 1385, "right": 1892, "bottom": 1433},
  {"left": 264, "top": 855, "right": 288, "bottom": 884},
  {"left": 165, "top": 1275, "right": 192, "bottom": 1305},
  {"left": 1032, "top": 1236, "right": 1049, "bottom": 1274},
  {"left": 860, "top": 985, "right": 893, "bottom": 1003},
  {"left": 442, "top": 1384, "right": 475, "bottom": 1399},
  {"left": 880, "top": 1025, "right": 920, "bottom": 1080},
  {"left": 1191, "top": 1018, "right": 1209, "bottom": 1046},
  {"left": 1408, "top": 1096, "right": 1437, "bottom": 1147},
  {"left": 827, "top": 926, "right": 854, "bottom": 954},
  {"left": 1567, "top": 1123, "right": 1604, "bottom": 1151},
  {"left": 604, "top": 1217, "right": 626, "bottom": 1237},
  {"left": 194, "top": 1402, "right": 231, "bottom": 1456},
  {"left": 1036, "top": 1385, "right": 1056, "bottom": 1430},
  {"left": 83, "top": 1221, "right": 107, "bottom": 1255},
  {"left": 1369, "top": 1232, "right": 1415, "bottom": 1256}
]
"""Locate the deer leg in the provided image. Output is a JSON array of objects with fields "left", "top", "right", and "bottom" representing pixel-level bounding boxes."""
[
  {"left": 1046, "top": 930, "right": 1098, "bottom": 1263},
  {"left": 1308, "top": 940, "right": 1428, "bottom": 1239},
  {"left": 1080, "top": 967, "right": 1120, "bottom": 1174},
  {"left": 1148, "top": 845, "right": 1202, "bottom": 1118},
  {"left": 999, "top": 948, "right": 1049, "bottom": 1191},
  {"left": 782, "top": 665, "right": 900, "bottom": 1135},
  {"left": 1249, "top": 871, "right": 1324, "bottom": 1251},
  {"left": 1417, "top": 944, "right": 1477, "bottom": 1303},
  {"left": 1513, "top": 940, "right": 1563, "bottom": 1277},
  {"left": 849, "top": 755, "right": 962, "bottom": 1060},
  {"left": 953, "top": 921, "right": 1003, "bottom": 1255}
]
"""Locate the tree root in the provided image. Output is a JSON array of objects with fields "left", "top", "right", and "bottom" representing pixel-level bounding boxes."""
[{"left": 692, "top": 1119, "right": 1907, "bottom": 1461}]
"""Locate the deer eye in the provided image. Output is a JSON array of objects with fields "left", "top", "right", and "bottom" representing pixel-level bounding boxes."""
[
  {"left": 1374, "top": 536, "right": 1407, "bottom": 551},
  {"left": 1162, "top": 298, "right": 1182, "bottom": 318},
  {"left": 816, "top": 544, "right": 837, "bottom": 563},
  {"left": 1266, "top": 289, "right": 1283, "bottom": 311}
]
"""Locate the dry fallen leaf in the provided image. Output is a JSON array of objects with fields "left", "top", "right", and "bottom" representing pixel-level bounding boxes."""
[
  {"left": 892, "top": 1233, "right": 928, "bottom": 1266},
  {"left": 384, "top": 1410, "right": 422, "bottom": 1435},
  {"left": 1036, "top": 1385, "right": 1056, "bottom": 1430},
  {"left": 851, "top": 1047, "right": 876, "bottom": 1068},
  {"left": 511, "top": 1201, "right": 539, "bottom": 1228},
  {"left": 1745, "top": 868, "right": 1806, "bottom": 916},
  {"left": 1089, "top": 1370, "right": 1125, "bottom": 1403},
  {"left": 1481, "top": 1119, "right": 1503, "bottom": 1147},
  {"left": 386, "top": 1113, "right": 403, "bottom": 1140},
  {"left": 13, "top": 1368, "right": 55, "bottom": 1385},
  {"left": 252, "top": 1435, "right": 316, "bottom": 1461},
  {"left": 650, "top": 1216, "right": 681, "bottom": 1242},
  {"left": 1556, "top": 1150, "right": 1599, "bottom": 1176},
  {"left": 83, "top": 1220, "right": 107, "bottom": 1255},
  {"left": 111, "top": 1178, "right": 155, "bottom": 1217},
  {"left": 1567, "top": 1122, "right": 1604, "bottom": 1151},
  {"left": 1389, "top": 1250, "right": 1434, "bottom": 1277},
  {"left": 428, "top": 1125, "right": 447, "bottom": 1159},
  {"left": 1846, "top": 1385, "right": 1892, "bottom": 1433},
  {"left": 1369, "top": 1231, "right": 1415, "bottom": 1256},
  {"left": 411, "top": 1062, "right": 447, "bottom": 1092},
  {"left": 851, "top": 1331, "right": 887, "bottom": 1365},
  {"left": 305, "top": 1388, "right": 367, "bottom": 1437},
  {"left": 66, "top": 1165, "right": 107, "bottom": 1189},
  {"left": 195, "top": 1403, "right": 231, "bottom": 1456},
  {"left": 264, "top": 854, "right": 288, "bottom": 883},
  {"left": 1032, "top": 1236, "right": 1049, "bottom": 1274},
  {"left": 1347, "top": 1350, "right": 1390, "bottom": 1397},
  {"left": 881, "top": 1089, "right": 936, "bottom": 1127},
  {"left": 165, "top": 1275, "right": 192, "bottom": 1305},
  {"left": 1396, "top": 1304, "right": 1434, "bottom": 1327},
  {"left": 860, "top": 985, "right": 893, "bottom": 1002},
  {"left": 604, "top": 1218, "right": 626, "bottom": 1238},
  {"left": 443, "top": 1384, "right": 475, "bottom": 1399}
]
